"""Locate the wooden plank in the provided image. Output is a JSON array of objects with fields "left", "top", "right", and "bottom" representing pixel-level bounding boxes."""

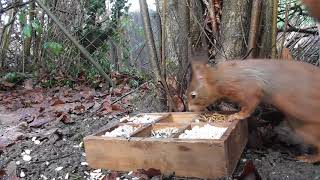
[
  {"left": 223, "top": 119, "right": 248, "bottom": 176},
  {"left": 132, "top": 123, "right": 190, "bottom": 138},
  {"left": 121, "top": 113, "right": 170, "bottom": 124},
  {"left": 156, "top": 112, "right": 199, "bottom": 123},
  {"left": 84, "top": 137, "right": 227, "bottom": 178}
]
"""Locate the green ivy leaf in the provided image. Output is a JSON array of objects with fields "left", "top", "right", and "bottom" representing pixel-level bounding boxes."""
[
  {"left": 18, "top": 11, "right": 26, "bottom": 24},
  {"left": 43, "top": 42, "right": 63, "bottom": 56},
  {"left": 31, "top": 19, "right": 42, "bottom": 33},
  {"left": 23, "top": 25, "right": 32, "bottom": 38}
]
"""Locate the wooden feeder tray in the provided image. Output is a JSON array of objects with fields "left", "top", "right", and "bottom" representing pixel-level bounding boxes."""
[{"left": 84, "top": 112, "right": 248, "bottom": 179}]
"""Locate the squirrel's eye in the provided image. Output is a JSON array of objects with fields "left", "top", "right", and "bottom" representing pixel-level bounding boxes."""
[{"left": 191, "top": 92, "right": 197, "bottom": 99}]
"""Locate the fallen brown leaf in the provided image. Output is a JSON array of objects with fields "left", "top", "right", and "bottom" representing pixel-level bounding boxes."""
[
  {"left": 235, "top": 160, "right": 261, "bottom": 180},
  {"left": 72, "top": 102, "right": 95, "bottom": 114},
  {"left": 0, "top": 126, "right": 25, "bottom": 149},
  {"left": 104, "top": 172, "right": 120, "bottom": 180},
  {"left": 100, "top": 96, "right": 113, "bottom": 114},
  {"left": 77, "top": 70, "right": 86, "bottom": 82},
  {"left": 57, "top": 113, "right": 73, "bottom": 124},
  {"left": 137, "top": 168, "right": 162, "bottom": 178},
  {"left": 140, "top": 83, "right": 150, "bottom": 91},
  {"left": 29, "top": 113, "right": 56, "bottom": 127},
  {"left": 51, "top": 98, "right": 65, "bottom": 106},
  {"left": 0, "top": 169, "right": 5, "bottom": 177},
  {"left": 0, "top": 81, "right": 15, "bottom": 89},
  {"left": 112, "top": 88, "right": 123, "bottom": 96},
  {"left": 121, "top": 97, "right": 130, "bottom": 104},
  {"left": 111, "top": 104, "right": 124, "bottom": 112},
  {"left": 73, "top": 104, "right": 86, "bottom": 114},
  {"left": 130, "top": 172, "right": 149, "bottom": 180}
]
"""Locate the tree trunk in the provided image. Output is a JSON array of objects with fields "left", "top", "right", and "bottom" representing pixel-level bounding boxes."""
[
  {"left": 0, "top": 9, "right": 17, "bottom": 69},
  {"left": 140, "top": 0, "right": 179, "bottom": 111},
  {"left": 247, "top": 0, "right": 262, "bottom": 58},
  {"left": 258, "top": 0, "right": 273, "bottom": 58},
  {"left": 216, "top": 0, "right": 252, "bottom": 61},
  {"left": 271, "top": 0, "right": 278, "bottom": 58},
  {"left": 158, "top": 0, "right": 190, "bottom": 90},
  {"left": 139, "top": 0, "right": 161, "bottom": 80},
  {"left": 189, "top": 0, "right": 207, "bottom": 49},
  {"left": 24, "top": 1, "right": 36, "bottom": 66},
  {"left": 110, "top": 40, "right": 119, "bottom": 71}
]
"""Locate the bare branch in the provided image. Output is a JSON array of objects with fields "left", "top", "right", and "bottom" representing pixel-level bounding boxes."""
[
  {"left": 278, "top": 26, "right": 319, "bottom": 35},
  {"left": 0, "top": 0, "right": 31, "bottom": 14}
]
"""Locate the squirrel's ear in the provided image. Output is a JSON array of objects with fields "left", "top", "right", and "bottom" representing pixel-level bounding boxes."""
[{"left": 191, "top": 62, "right": 209, "bottom": 80}]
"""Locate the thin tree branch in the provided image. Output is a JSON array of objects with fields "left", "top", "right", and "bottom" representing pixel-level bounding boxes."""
[
  {"left": 278, "top": 26, "right": 319, "bottom": 35},
  {"left": 0, "top": 0, "right": 31, "bottom": 14}
]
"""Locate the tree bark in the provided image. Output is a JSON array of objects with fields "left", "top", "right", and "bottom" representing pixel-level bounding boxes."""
[
  {"left": 110, "top": 40, "right": 120, "bottom": 71},
  {"left": 247, "top": 0, "right": 262, "bottom": 58},
  {"left": 271, "top": 0, "right": 278, "bottom": 58},
  {"left": 189, "top": 0, "right": 207, "bottom": 49},
  {"left": 216, "top": 0, "right": 252, "bottom": 61},
  {"left": 139, "top": 0, "right": 161, "bottom": 80},
  {"left": 23, "top": 0, "right": 36, "bottom": 70},
  {"left": 140, "top": 0, "right": 178, "bottom": 111},
  {"left": 258, "top": 0, "right": 273, "bottom": 58},
  {"left": 0, "top": 9, "right": 17, "bottom": 69}
]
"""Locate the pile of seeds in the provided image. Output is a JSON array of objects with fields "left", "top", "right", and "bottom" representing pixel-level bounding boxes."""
[
  {"left": 151, "top": 127, "right": 180, "bottom": 138},
  {"left": 178, "top": 124, "right": 227, "bottom": 139},
  {"left": 103, "top": 125, "right": 139, "bottom": 138},
  {"left": 194, "top": 113, "right": 228, "bottom": 123}
]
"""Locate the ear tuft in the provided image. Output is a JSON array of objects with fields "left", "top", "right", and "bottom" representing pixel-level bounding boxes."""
[{"left": 191, "top": 62, "right": 209, "bottom": 81}]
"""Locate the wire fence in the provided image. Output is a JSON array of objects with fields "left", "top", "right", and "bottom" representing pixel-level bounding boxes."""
[
  {"left": 276, "top": 0, "right": 319, "bottom": 65},
  {"left": 0, "top": 0, "right": 153, "bottom": 82}
]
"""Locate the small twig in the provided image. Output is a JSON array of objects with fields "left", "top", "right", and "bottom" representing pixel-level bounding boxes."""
[
  {"left": 32, "top": 153, "right": 74, "bottom": 163},
  {"left": 0, "top": 0, "right": 31, "bottom": 14},
  {"left": 133, "top": 42, "right": 146, "bottom": 65},
  {"left": 111, "top": 81, "right": 150, "bottom": 105},
  {"left": 241, "top": 48, "right": 253, "bottom": 60},
  {"left": 186, "top": 0, "right": 227, "bottom": 59},
  {"left": 278, "top": 26, "right": 319, "bottom": 35}
]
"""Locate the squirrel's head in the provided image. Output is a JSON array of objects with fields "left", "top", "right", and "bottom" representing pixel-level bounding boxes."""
[{"left": 187, "top": 61, "right": 220, "bottom": 112}]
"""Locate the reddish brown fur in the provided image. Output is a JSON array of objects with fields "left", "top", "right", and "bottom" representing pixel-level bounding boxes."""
[
  {"left": 187, "top": 59, "right": 320, "bottom": 163},
  {"left": 301, "top": 0, "right": 320, "bottom": 21}
]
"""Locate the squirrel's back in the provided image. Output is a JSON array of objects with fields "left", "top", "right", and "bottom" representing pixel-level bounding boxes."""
[{"left": 215, "top": 59, "right": 319, "bottom": 93}]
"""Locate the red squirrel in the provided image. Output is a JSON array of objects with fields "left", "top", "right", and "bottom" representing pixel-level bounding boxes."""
[
  {"left": 187, "top": 58, "right": 320, "bottom": 163},
  {"left": 301, "top": 0, "right": 320, "bottom": 21}
]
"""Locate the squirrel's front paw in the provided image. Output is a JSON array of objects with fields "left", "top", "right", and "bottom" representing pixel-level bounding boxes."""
[
  {"left": 226, "top": 113, "right": 247, "bottom": 122},
  {"left": 296, "top": 154, "right": 320, "bottom": 164}
]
